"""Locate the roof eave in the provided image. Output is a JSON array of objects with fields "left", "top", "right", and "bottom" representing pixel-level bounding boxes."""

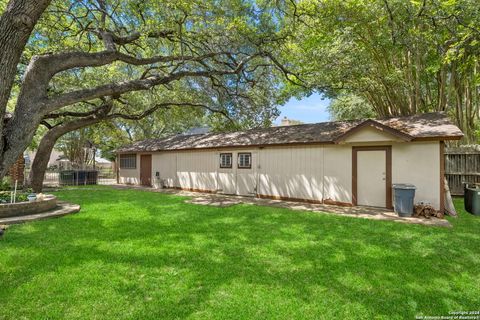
[
  {"left": 333, "top": 119, "right": 414, "bottom": 144},
  {"left": 115, "top": 141, "right": 338, "bottom": 153},
  {"left": 412, "top": 134, "right": 464, "bottom": 142}
]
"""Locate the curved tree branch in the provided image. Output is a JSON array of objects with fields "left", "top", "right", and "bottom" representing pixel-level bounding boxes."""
[
  {"left": 33, "top": 50, "right": 231, "bottom": 79},
  {"left": 30, "top": 99, "right": 234, "bottom": 192},
  {"left": 45, "top": 54, "right": 259, "bottom": 112},
  {"left": 43, "top": 103, "right": 108, "bottom": 119},
  {"left": 107, "top": 102, "right": 234, "bottom": 124}
]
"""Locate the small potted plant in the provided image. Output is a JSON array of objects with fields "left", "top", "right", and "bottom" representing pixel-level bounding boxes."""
[{"left": 27, "top": 193, "right": 37, "bottom": 202}]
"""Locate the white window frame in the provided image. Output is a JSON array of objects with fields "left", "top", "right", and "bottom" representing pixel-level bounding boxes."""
[
  {"left": 219, "top": 153, "right": 233, "bottom": 168},
  {"left": 237, "top": 153, "right": 252, "bottom": 169}
]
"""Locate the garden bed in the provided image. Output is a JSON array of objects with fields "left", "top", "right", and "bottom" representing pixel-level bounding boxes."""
[
  {"left": 0, "top": 191, "right": 30, "bottom": 204},
  {"left": 0, "top": 194, "right": 57, "bottom": 218}
]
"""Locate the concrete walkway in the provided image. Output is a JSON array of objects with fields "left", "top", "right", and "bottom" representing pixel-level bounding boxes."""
[
  {"left": 0, "top": 201, "right": 80, "bottom": 225},
  {"left": 113, "top": 185, "right": 451, "bottom": 227}
]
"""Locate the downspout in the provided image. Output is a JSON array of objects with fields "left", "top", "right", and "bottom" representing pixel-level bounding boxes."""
[
  {"left": 322, "top": 145, "right": 325, "bottom": 204},
  {"left": 256, "top": 147, "right": 262, "bottom": 197}
]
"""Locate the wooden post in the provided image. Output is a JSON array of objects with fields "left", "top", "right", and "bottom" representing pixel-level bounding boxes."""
[
  {"left": 444, "top": 177, "right": 458, "bottom": 217},
  {"left": 115, "top": 155, "right": 119, "bottom": 184}
]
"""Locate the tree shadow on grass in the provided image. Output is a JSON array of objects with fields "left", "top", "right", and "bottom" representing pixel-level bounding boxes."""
[{"left": 1, "top": 188, "right": 479, "bottom": 319}]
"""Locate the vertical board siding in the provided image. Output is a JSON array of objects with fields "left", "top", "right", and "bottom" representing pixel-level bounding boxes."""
[
  {"left": 176, "top": 151, "right": 217, "bottom": 190},
  {"left": 217, "top": 153, "right": 236, "bottom": 194},
  {"left": 445, "top": 147, "right": 480, "bottom": 195},
  {"left": 258, "top": 146, "right": 324, "bottom": 201},
  {"left": 235, "top": 151, "right": 257, "bottom": 196},
  {"left": 119, "top": 141, "right": 442, "bottom": 208},
  {"left": 323, "top": 145, "right": 352, "bottom": 203}
]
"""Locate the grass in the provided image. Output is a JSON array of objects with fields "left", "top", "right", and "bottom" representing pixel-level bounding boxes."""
[{"left": 0, "top": 186, "right": 479, "bottom": 319}]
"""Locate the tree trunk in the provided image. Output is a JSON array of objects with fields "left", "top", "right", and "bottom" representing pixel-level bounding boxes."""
[
  {"left": 28, "top": 117, "right": 101, "bottom": 192},
  {"left": 0, "top": 0, "right": 266, "bottom": 180},
  {"left": 0, "top": 0, "right": 50, "bottom": 153}
]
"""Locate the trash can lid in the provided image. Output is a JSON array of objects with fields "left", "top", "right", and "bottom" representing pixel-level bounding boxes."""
[{"left": 392, "top": 183, "right": 416, "bottom": 190}]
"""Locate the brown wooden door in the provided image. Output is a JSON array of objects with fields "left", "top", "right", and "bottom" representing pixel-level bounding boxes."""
[{"left": 140, "top": 154, "right": 152, "bottom": 186}]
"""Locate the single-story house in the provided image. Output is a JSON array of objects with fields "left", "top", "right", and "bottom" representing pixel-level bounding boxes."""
[
  {"left": 116, "top": 112, "right": 463, "bottom": 211},
  {"left": 94, "top": 156, "right": 114, "bottom": 169},
  {"left": 25, "top": 149, "right": 65, "bottom": 169}
]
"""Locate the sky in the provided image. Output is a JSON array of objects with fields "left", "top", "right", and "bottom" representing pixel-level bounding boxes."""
[{"left": 274, "top": 92, "right": 331, "bottom": 125}]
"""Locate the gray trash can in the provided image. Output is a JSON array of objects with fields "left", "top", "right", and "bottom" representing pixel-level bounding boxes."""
[{"left": 393, "top": 184, "right": 416, "bottom": 217}]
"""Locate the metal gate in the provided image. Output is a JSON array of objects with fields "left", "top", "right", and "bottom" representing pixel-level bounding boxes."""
[{"left": 24, "top": 167, "right": 117, "bottom": 187}]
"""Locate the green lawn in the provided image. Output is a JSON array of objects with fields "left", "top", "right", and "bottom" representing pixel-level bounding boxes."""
[{"left": 1, "top": 186, "right": 479, "bottom": 319}]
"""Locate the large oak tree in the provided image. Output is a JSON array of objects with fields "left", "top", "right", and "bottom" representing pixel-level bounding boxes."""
[{"left": 0, "top": 0, "right": 296, "bottom": 178}]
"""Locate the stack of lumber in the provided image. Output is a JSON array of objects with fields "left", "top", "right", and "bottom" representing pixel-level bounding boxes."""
[{"left": 413, "top": 204, "right": 444, "bottom": 219}]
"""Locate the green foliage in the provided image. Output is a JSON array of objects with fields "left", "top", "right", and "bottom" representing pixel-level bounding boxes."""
[
  {"left": 0, "top": 191, "right": 28, "bottom": 203},
  {"left": 0, "top": 177, "right": 11, "bottom": 191},
  {"left": 0, "top": 177, "right": 31, "bottom": 202},
  {"left": 328, "top": 94, "right": 376, "bottom": 120},
  {"left": 283, "top": 0, "right": 480, "bottom": 142},
  {"left": 11, "top": 0, "right": 297, "bottom": 162},
  {"left": 56, "top": 127, "right": 96, "bottom": 167}
]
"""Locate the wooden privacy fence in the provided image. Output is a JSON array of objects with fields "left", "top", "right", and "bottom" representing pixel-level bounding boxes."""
[{"left": 445, "top": 146, "right": 480, "bottom": 195}]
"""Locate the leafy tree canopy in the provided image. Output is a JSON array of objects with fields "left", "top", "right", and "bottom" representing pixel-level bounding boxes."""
[
  {"left": 0, "top": 0, "right": 298, "bottom": 177},
  {"left": 328, "top": 94, "right": 376, "bottom": 121},
  {"left": 283, "top": 0, "right": 480, "bottom": 142}
]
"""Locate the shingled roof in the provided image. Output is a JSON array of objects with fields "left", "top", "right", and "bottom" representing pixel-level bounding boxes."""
[{"left": 116, "top": 112, "right": 463, "bottom": 153}]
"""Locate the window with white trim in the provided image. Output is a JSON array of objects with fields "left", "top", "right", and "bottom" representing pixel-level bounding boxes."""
[
  {"left": 119, "top": 154, "right": 137, "bottom": 169},
  {"left": 238, "top": 153, "right": 252, "bottom": 169},
  {"left": 219, "top": 153, "right": 232, "bottom": 168}
]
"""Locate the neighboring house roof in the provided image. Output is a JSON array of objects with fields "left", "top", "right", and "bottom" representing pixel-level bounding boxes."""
[
  {"left": 116, "top": 112, "right": 463, "bottom": 153},
  {"left": 25, "top": 148, "right": 67, "bottom": 166},
  {"left": 279, "top": 116, "right": 304, "bottom": 126},
  {"left": 182, "top": 127, "right": 210, "bottom": 135},
  {"left": 95, "top": 157, "right": 112, "bottom": 164}
]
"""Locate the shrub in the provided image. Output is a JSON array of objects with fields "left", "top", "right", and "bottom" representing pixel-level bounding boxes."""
[
  {"left": 0, "top": 191, "right": 28, "bottom": 203},
  {"left": 0, "top": 177, "right": 11, "bottom": 191}
]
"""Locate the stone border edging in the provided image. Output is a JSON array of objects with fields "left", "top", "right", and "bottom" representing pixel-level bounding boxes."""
[
  {"left": 0, "top": 201, "right": 80, "bottom": 225},
  {"left": 0, "top": 195, "right": 57, "bottom": 218}
]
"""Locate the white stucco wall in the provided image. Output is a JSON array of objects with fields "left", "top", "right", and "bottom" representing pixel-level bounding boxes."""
[
  {"left": 341, "top": 126, "right": 405, "bottom": 143},
  {"left": 392, "top": 141, "right": 440, "bottom": 209},
  {"left": 118, "top": 153, "right": 140, "bottom": 185}
]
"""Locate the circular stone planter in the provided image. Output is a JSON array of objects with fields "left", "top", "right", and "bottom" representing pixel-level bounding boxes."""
[{"left": 0, "top": 195, "right": 57, "bottom": 218}]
